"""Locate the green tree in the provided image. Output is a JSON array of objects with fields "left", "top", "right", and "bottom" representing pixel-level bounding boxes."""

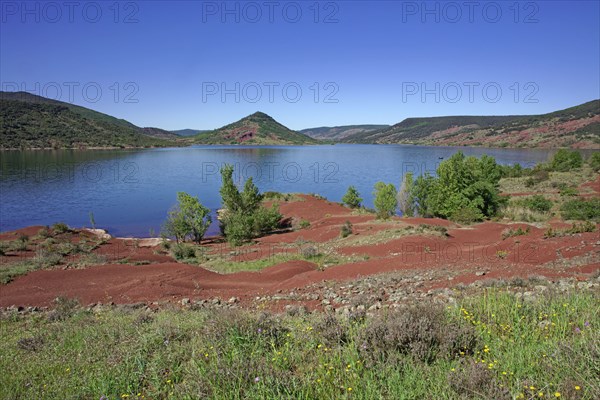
[
  {"left": 408, "top": 152, "right": 503, "bottom": 221},
  {"left": 397, "top": 172, "right": 415, "bottom": 217},
  {"left": 219, "top": 164, "right": 243, "bottom": 212},
  {"left": 162, "top": 192, "right": 212, "bottom": 244},
  {"left": 550, "top": 149, "right": 583, "bottom": 172},
  {"left": 219, "top": 164, "right": 281, "bottom": 246},
  {"left": 412, "top": 173, "right": 435, "bottom": 217},
  {"left": 241, "top": 177, "right": 263, "bottom": 213},
  {"left": 342, "top": 186, "right": 363, "bottom": 209},
  {"left": 588, "top": 152, "right": 600, "bottom": 172},
  {"left": 373, "top": 182, "right": 397, "bottom": 219},
  {"left": 177, "top": 192, "right": 212, "bottom": 243}
]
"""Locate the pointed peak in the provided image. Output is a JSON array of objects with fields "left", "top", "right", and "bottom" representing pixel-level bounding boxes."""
[{"left": 244, "top": 111, "right": 274, "bottom": 121}]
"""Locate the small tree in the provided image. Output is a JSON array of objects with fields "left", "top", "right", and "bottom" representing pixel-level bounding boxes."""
[
  {"left": 162, "top": 192, "right": 211, "bottom": 244},
  {"left": 397, "top": 172, "right": 415, "bottom": 217},
  {"left": 373, "top": 182, "right": 397, "bottom": 219},
  {"left": 342, "top": 186, "right": 363, "bottom": 209},
  {"left": 219, "top": 164, "right": 243, "bottom": 212},
  {"left": 178, "top": 192, "right": 212, "bottom": 243},
  {"left": 219, "top": 164, "right": 281, "bottom": 246}
]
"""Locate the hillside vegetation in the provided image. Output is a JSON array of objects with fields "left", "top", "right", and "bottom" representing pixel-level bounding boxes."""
[
  {"left": 194, "top": 112, "right": 317, "bottom": 145},
  {"left": 300, "top": 124, "right": 390, "bottom": 140},
  {"left": 0, "top": 92, "right": 179, "bottom": 149},
  {"left": 344, "top": 100, "right": 600, "bottom": 148}
]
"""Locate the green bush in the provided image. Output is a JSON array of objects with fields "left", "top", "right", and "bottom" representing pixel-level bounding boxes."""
[
  {"left": 561, "top": 198, "right": 600, "bottom": 221},
  {"left": 299, "top": 219, "right": 311, "bottom": 229},
  {"left": 523, "top": 195, "right": 553, "bottom": 212},
  {"left": 341, "top": 186, "right": 362, "bottom": 209},
  {"left": 588, "top": 152, "right": 600, "bottom": 171},
  {"left": 373, "top": 182, "right": 397, "bottom": 219},
  {"left": 170, "top": 243, "right": 197, "bottom": 261},
  {"left": 409, "top": 153, "right": 504, "bottom": 220},
  {"left": 340, "top": 221, "right": 353, "bottom": 238},
  {"left": 52, "top": 222, "right": 70, "bottom": 234},
  {"left": 449, "top": 206, "right": 483, "bottom": 224},
  {"left": 219, "top": 164, "right": 281, "bottom": 246},
  {"left": 550, "top": 149, "right": 583, "bottom": 172},
  {"left": 162, "top": 192, "right": 212, "bottom": 243}
]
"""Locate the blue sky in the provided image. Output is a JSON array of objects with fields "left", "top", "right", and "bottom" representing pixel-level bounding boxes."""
[{"left": 1, "top": 1, "right": 599, "bottom": 130}]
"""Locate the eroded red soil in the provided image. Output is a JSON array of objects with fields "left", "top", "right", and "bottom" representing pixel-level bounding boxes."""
[{"left": 1, "top": 195, "right": 599, "bottom": 308}]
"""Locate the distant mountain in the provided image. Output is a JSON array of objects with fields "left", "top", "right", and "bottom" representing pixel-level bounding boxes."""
[
  {"left": 193, "top": 112, "right": 318, "bottom": 145},
  {"left": 171, "top": 129, "right": 207, "bottom": 137},
  {"left": 344, "top": 100, "right": 600, "bottom": 149},
  {"left": 0, "top": 91, "right": 180, "bottom": 149},
  {"left": 140, "top": 127, "right": 180, "bottom": 140},
  {"left": 300, "top": 124, "right": 390, "bottom": 140}
]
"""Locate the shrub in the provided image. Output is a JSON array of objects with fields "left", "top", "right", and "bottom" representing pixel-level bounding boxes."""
[
  {"left": 52, "top": 222, "right": 69, "bottom": 234},
  {"left": 449, "top": 206, "right": 483, "bottom": 224},
  {"left": 448, "top": 361, "right": 510, "bottom": 399},
  {"left": 501, "top": 226, "right": 530, "bottom": 240},
  {"left": 357, "top": 305, "right": 479, "bottom": 366},
  {"left": 34, "top": 248, "right": 63, "bottom": 268},
  {"left": 299, "top": 219, "right": 310, "bottom": 229},
  {"left": 341, "top": 186, "right": 362, "bottom": 209},
  {"left": 36, "top": 227, "right": 51, "bottom": 239},
  {"left": 559, "top": 186, "right": 578, "bottom": 197},
  {"left": 410, "top": 153, "right": 504, "bottom": 220},
  {"left": 523, "top": 195, "right": 553, "bottom": 212},
  {"left": 162, "top": 192, "right": 212, "bottom": 244},
  {"left": 47, "top": 296, "right": 79, "bottom": 322},
  {"left": 171, "top": 243, "right": 198, "bottom": 260},
  {"left": 219, "top": 164, "right": 281, "bottom": 246},
  {"left": 588, "top": 152, "right": 600, "bottom": 171},
  {"left": 550, "top": 149, "right": 583, "bottom": 171},
  {"left": 340, "top": 221, "right": 353, "bottom": 238},
  {"left": 9, "top": 238, "right": 28, "bottom": 252},
  {"left": 561, "top": 198, "right": 600, "bottom": 221},
  {"left": 373, "top": 182, "right": 397, "bottom": 219},
  {"left": 568, "top": 221, "right": 596, "bottom": 233}
]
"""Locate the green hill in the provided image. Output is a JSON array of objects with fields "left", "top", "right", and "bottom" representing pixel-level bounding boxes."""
[
  {"left": 0, "top": 92, "right": 179, "bottom": 149},
  {"left": 300, "top": 124, "right": 390, "bottom": 140},
  {"left": 172, "top": 129, "right": 207, "bottom": 137},
  {"left": 344, "top": 100, "right": 600, "bottom": 148},
  {"left": 194, "top": 112, "right": 318, "bottom": 145}
]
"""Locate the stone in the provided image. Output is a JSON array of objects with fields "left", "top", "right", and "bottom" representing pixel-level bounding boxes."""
[{"left": 181, "top": 298, "right": 191, "bottom": 305}]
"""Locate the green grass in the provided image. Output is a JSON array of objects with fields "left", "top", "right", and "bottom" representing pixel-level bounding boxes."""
[{"left": 1, "top": 289, "right": 597, "bottom": 399}]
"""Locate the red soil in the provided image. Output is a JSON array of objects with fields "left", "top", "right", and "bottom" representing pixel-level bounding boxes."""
[{"left": 1, "top": 195, "right": 599, "bottom": 308}]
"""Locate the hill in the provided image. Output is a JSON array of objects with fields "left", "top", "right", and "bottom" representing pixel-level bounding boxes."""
[
  {"left": 0, "top": 92, "right": 180, "bottom": 149},
  {"left": 344, "top": 100, "right": 600, "bottom": 148},
  {"left": 300, "top": 124, "right": 390, "bottom": 140},
  {"left": 194, "top": 112, "right": 318, "bottom": 145},
  {"left": 171, "top": 129, "right": 207, "bottom": 137}
]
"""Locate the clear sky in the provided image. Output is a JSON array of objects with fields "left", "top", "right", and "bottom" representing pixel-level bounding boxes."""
[{"left": 1, "top": 1, "right": 599, "bottom": 131}]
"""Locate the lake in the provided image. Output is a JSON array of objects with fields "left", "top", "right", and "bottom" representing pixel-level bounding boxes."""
[{"left": 0, "top": 144, "right": 565, "bottom": 237}]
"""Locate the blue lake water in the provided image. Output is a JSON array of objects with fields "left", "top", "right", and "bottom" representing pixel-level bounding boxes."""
[{"left": 0, "top": 144, "right": 565, "bottom": 237}]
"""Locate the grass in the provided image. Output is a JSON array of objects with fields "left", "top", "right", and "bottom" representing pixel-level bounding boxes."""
[
  {"left": 341, "top": 224, "right": 448, "bottom": 247},
  {"left": 0, "top": 289, "right": 597, "bottom": 399}
]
